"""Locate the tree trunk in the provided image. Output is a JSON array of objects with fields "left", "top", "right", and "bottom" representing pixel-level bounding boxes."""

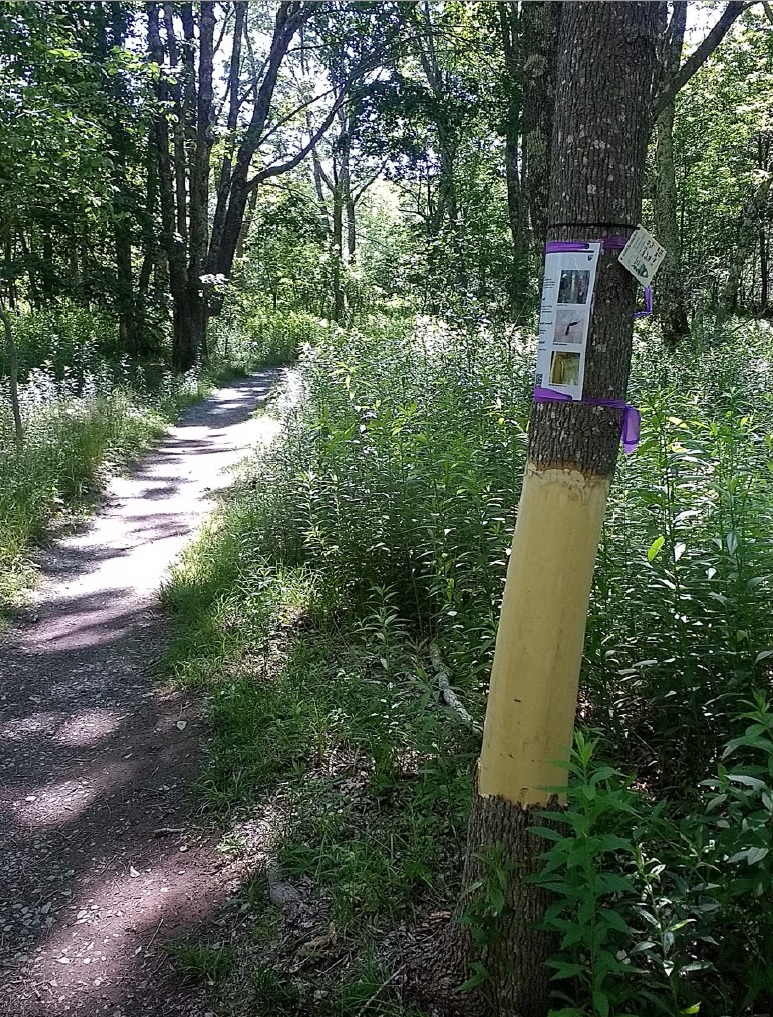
[
  {"left": 761, "top": 226, "right": 769, "bottom": 313},
  {"left": 187, "top": 0, "right": 215, "bottom": 364},
  {"left": 212, "top": 0, "right": 247, "bottom": 255},
  {"left": 0, "top": 306, "right": 23, "bottom": 443},
  {"left": 498, "top": 2, "right": 528, "bottom": 301},
  {"left": 521, "top": 1, "right": 560, "bottom": 254},
  {"left": 207, "top": 3, "right": 308, "bottom": 283},
  {"left": 722, "top": 175, "right": 773, "bottom": 316},
  {"left": 452, "top": 6, "right": 659, "bottom": 1015},
  {"left": 332, "top": 176, "right": 346, "bottom": 322},
  {"left": 654, "top": 99, "right": 690, "bottom": 346},
  {"left": 653, "top": 2, "right": 689, "bottom": 348},
  {"left": 150, "top": 4, "right": 192, "bottom": 370}
]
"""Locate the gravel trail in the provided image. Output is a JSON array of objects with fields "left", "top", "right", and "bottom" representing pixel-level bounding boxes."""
[{"left": 0, "top": 372, "right": 282, "bottom": 1017}]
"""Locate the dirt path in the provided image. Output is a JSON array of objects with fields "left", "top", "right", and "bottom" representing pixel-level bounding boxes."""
[{"left": 0, "top": 372, "right": 282, "bottom": 1017}]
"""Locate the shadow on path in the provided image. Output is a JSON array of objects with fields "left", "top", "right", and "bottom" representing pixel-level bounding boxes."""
[{"left": 0, "top": 371, "right": 284, "bottom": 1016}]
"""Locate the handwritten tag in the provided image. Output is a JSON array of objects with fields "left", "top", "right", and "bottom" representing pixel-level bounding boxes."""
[{"left": 619, "top": 226, "right": 666, "bottom": 286}]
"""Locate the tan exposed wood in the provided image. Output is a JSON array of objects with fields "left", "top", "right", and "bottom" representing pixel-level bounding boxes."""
[{"left": 478, "top": 466, "right": 609, "bottom": 805}]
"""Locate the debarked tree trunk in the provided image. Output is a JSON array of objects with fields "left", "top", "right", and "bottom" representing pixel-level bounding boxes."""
[{"left": 440, "top": 6, "right": 660, "bottom": 1017}]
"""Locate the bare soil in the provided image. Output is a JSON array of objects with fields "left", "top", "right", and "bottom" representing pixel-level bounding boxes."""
[{"left": 0, "top": 373, "right": 282, "bottom": 1017}]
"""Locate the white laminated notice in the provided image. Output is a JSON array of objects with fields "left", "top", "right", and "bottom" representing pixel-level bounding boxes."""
[
  {"left": 535, "top": 242, "right": 601, "bottom": 402},
  {"left": 618, "top": 226, "right": 666, "bottom": 286}
]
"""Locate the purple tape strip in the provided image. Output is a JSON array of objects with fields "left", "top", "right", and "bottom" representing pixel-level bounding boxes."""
[
  {"left": 533, "top": 387, "right": 642, "bottom": 454},
  {"left": 545, "top": 235, "right": 629, "bottom": 254}
]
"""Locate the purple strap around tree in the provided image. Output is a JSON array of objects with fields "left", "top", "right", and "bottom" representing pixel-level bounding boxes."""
[{"left": 533, "top": 387, "right": 642, "bottom": 454}]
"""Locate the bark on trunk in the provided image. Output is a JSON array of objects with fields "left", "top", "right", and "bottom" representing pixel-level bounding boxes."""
[
  {"left": 207, "top": 3, "right": 308, "bottom": 282},
  {"left": 722, "top": 175, "right": 773, "bottom": 316},
  {"left": 187, "top": 0, "right": 215, "bottom": 364},
  {"left": 761, "top": 226, "right": 769, "bottom": 313},
  {"left": 150, "top": 4, "right": 193, "bottom": 370},
  {"left": 498, "top": 2, "right": 527, "bottom": 300},
  {"left": 212, "top": 1, "right": 247, "bottom": 263},
  {"left": 521, "top": 1, "right": 560, "bottom": 254},
  {"left": 451, "top": 6, "right": 659, "bottom": 1015}
]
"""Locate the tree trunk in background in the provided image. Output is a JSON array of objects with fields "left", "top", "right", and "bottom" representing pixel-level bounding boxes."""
[
  {"left": 341, "top": 113, "right": 356, "bottom": 263},
  {"left": 521, "top": 1, "right": 559, "bottom": 255},
  {"left": 761, "top": 226, "right": 769, "bottom": 313},
  {"left": 0, "top": 306, "right": 23, "bottom": 443},
  {"left": 722, "top": 174, "right": 773, "bottom": 316},
  {"left": 149, "top": 4, "right": 192, "bottom": 371},
  {"left": 150, "top": 1, "right": 215, "bottom": 372},
  {"left": 453, "top": 6, "right": 659, "bottom": 1014},
  {"left": 654, "top": 98, "right": 690, "bottom": 346},
  {"left": 498, "top": 1, "right": 527, "bottom": 300},
  {"left": 206, "top": 3, "right": 311, "bottom": 284},
  {"left": 654, "top": 1, "right": 690, "bottom": 348},
  {"left": 332, "top": 160, "right": 345, "bottom": 322},
  {"left": 187, "top": 0, "right": 215, "bottom": 363},
  {"left": 213, "top": 1, "right": 247, "bottom": 263}
]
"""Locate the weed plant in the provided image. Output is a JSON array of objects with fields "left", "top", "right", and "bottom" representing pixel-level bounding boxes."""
[{"left": 163, "top": 314, "right": 773, "bottom": 1015}]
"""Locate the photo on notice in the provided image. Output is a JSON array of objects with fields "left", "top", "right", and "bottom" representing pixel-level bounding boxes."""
[
  {"left": 553, "top": 308, "right": 588, "bottom": 345},
  {"left": 550, "top": 351, "right": 581, "bottom": 387},
  {"left": 557, "top": 269, "right": 590, "bottom": 304}
]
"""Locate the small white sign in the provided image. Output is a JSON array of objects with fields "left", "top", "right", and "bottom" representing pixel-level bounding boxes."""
[
  {"left": 536, "top": 242, "right": 601, "bottom": 401},
  {"left": 618, "top": 226, "right": 666, "bottom": 285}
]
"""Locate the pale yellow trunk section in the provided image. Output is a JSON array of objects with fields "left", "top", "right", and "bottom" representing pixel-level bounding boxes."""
[{"left": 478, "top": 465, "right": 610, "bottom": 805}]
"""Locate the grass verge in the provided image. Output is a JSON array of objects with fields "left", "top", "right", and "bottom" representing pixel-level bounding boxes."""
[{"left": 162, "top": 547, "right": 476, "bottom": 1015}]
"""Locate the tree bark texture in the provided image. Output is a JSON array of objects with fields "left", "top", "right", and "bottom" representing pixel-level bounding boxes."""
[
  {"left": 206, "top": 2, "right": 310, "bottom": 282},
  {"left": 521, "top": 1, "right": 559, "bottom": 255},
  {"left": 654, "top": 99, "right": 690, "bottom": 347},
  {"left": 454, "top": 7, "right": 660, "bottom": 1016},
  {"left": 722, "top": 174, "right": 773, "bottom": 315}
]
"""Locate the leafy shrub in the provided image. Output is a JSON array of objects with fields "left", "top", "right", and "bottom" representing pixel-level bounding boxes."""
[{"left": 533, "top": 698, "right": 773, "bottom": 1017}]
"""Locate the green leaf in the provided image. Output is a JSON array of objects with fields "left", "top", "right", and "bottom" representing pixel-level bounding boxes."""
[
  {"left": 747, "top": 846, "right": 769, "bottom": 864},
  {"left": 592, "top": 989, "right": 610, "bottom": 1017},
  {"left": 546, "top": 960, "right": 585, "bottom": 980},
  {"left": 647, "top": 535, "right": 666, "bottom": 562},
  {"left": 457, "top": 961, "right": 488, "bottom": 992}
]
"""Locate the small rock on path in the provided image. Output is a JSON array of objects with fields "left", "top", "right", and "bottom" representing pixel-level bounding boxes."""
[{"left": 0, "top": 372, "right": 282, "bottom": 1017}]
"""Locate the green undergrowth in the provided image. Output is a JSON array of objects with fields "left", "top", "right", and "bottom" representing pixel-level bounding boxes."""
[
  {"left": 0, "top": 338, "right": 248, "bottom": 613},
  {"left": 163, "top": 313, "right": 773, "bottom": 1015}
]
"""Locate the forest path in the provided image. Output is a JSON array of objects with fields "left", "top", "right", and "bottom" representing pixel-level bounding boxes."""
[{"left": 0, "top": 371, "right": 283, "bottom": 1017}]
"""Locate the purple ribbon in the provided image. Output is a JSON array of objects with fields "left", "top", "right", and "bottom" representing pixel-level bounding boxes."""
[{"left": 533, "top": 387, "right": 642, "bottom": 454}]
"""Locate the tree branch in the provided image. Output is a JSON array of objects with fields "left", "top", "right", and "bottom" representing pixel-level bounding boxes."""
[
  {"left": 247, "top": 96, "right": 344, "bottom": 188},
  {"left": 652, "top": 0, "right": 744, "bottom": 119},
  {"left": 352, "top": 156, "right": 390, "bottom": 204}
]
